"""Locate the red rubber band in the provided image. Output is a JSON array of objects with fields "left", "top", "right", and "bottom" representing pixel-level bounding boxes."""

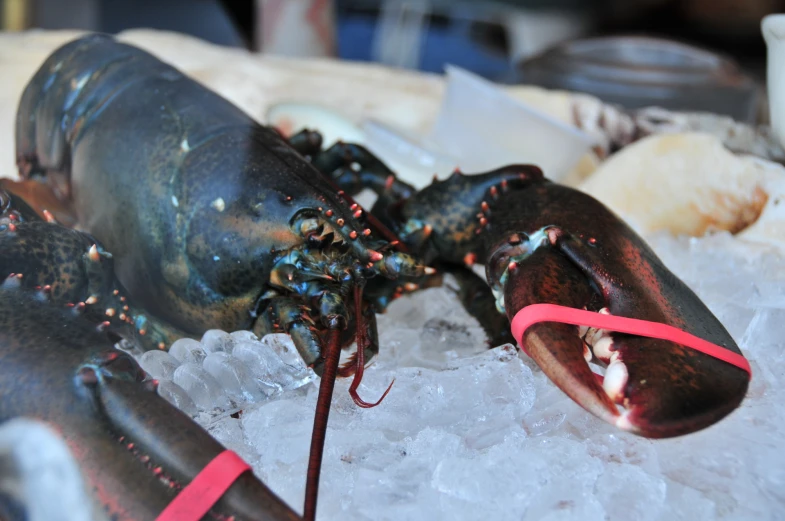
[
  {"left": 510, "top": 304, "right": 751, "bottom": 378},
  {"left": 156, "top": 450, "right": 251, "bottom": 521}
]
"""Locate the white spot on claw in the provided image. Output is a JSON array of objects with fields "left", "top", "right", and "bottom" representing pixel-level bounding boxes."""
[
  {"left": 593, "top": 336, "right": 614, "bottom": 363},
  {"left": 615, "top": 411, "right": 634, "bottom": 431},
  {"left": 603, "top": 359, "right": 628, "bottom": 403},
  {"left": 211, "top": 198, "right": 226, "bottom": 212},
  {"left": 171, "top": 196, "right": 179, "bottom": 208},
  {"left": 213, "top": 256, "right": 220, "bottom": 261},
  {"left": 180, "top": 139, "right": 190, "bottom": 152}
]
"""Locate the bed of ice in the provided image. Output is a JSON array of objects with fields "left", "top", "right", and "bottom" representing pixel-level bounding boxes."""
[{"left": 137, "top": 231, "right": 785, "bottom": 521}]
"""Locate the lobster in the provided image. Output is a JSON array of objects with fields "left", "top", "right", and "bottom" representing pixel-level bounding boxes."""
[
  {"left": 1, "top": 33, "right": 750, "bottom": 519},
  {"left": 0, "top": 189, "right": 300, "bottom": 521}
]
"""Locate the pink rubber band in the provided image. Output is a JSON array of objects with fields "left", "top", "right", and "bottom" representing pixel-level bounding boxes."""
[
  {"left": 156, "top": 450, "right": 251, "bottom": 521},
  {"left": 510, "top": 304, "right": 751, "bottom": 378}
]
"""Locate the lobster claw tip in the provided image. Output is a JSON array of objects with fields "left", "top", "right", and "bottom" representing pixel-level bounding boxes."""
[
  {"left": 523, "top": 329, "right": 621, "bottom": 426},
  {"left": 524, "top": 321, "right": 749, "bottom": 439}
]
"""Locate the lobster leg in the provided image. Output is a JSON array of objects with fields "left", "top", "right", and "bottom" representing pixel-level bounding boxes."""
[
  {"left": 308, "top": 140, "right": 414, "bottom": 200},
  {"left": 287, "top": 129, "right": 324, "bottom": 159},
  {"left": 254, "top": 296, "right": 329, "bottom": 370}
]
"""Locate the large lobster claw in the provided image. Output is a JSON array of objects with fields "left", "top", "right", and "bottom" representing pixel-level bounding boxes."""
[{"left": 484, "top": 179, "right": 750, "bottom": 438}]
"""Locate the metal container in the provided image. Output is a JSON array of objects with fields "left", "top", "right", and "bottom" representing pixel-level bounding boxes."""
[{"left": 518, "top": 36, "right": 761, "bottom": 123}]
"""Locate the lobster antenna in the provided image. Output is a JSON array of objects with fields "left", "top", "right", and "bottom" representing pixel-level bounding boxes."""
[
  {"left": 349, "top": 285, "right": 394, "bottom": 408},
  {"left": 304, "top": 327, "right": 342, "bottom": 521}
]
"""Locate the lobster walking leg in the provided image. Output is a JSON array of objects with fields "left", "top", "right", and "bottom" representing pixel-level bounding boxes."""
[{"left": 308, "top": 141, "right": 415, "bottom": 201}]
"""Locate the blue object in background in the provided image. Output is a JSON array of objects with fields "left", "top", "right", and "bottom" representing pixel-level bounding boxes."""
[{"left": 337, "top": 12, "right": 513, "bottom": 80}]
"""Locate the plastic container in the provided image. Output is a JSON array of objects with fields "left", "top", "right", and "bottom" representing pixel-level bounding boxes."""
[
  {"left": 763, "top": 14, "right": 785, "bottom": 149},
  {"left": 518, "top": 36, "right": 760, "bottom": 123},
  {"left": 428, "top": 65, "right": 595, "bottom": 182}
]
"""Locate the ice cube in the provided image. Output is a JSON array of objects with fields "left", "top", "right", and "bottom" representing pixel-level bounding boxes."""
[
  {"left": 260, "top": 334, "right": 309, "bottom": 370},
  {"left": 231, "top": 340, "right": 311, "bottom": 390},
  {"left": 201, "top": 329, "right": 233, "bottom": 353},
  {"left": 169, "top": 338, "right": 207, "bottom": 364},
  {"left": 207, "top": 417, "right": 258, "bottom": 466},
  {"left": 138, "top": 350, "right": 180, "bottom": 380},
  {"left": 172, "top": 363, "right": 231, "bottom": 411},
  {"left": 230, "top": 330, "right": 259, "bottom": 344},
  {"left": 203, "top": 352, "right": 273, "bottom": 403},
  {"left": 156, "top": 379, "right": 197, "bottom": 417},
  {"left": 595, "top": 463, "right": 666, "bottom": 521}
]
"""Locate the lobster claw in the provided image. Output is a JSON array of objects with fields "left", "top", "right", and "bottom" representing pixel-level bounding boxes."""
[{"left": 486, "top": 196, "right": 750, "bottom": 439}]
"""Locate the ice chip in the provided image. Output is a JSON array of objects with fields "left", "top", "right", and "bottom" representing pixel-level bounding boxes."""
[
  {"left": 596, "top": 463, "right": 666, "bottom": 521},
  {"left": 138, "top": 350, "right": 180, "bottom": 380},
  {"left": 156, "top": 379, "right": 197, "bottom": 417},
  {"left": 203, "top": 352, "right": 273, "bottom": 403},
  {"left": 420, "top": 317, "right": 486, "bottom": 359},
  {"left": 169, "top": 338, "right": 207, "bottom": 364},
  {"left": 172, "top": 362, "right": 231, "bottom": 411},
  {"left": 232, "top": 340, "right": 312, "bottom": 390},
  {"left": 201, "top": 329, "right": 233, "bottom": 353},
  {"left": 522, "top": 410, "right": 567, "bottom": 437}
]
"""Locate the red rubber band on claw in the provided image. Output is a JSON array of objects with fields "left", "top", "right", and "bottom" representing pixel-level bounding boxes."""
[
  {"left": 510, "top": 304, "right": 751, "bottom": 378},
  {"left": 156, "top": 450, "right": 251, "bottom": 521}
]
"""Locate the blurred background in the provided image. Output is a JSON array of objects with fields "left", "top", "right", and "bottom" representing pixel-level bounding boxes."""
[{"left": 2, "top": 0, "right": 783, "bottom": 122}]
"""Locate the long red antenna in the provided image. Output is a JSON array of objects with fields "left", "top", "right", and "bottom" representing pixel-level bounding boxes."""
[
  {"left": 303, "top": 328, "right": 342, "bottom": 521},
  {"left": 349, "top": 285, "right": 394, "bottom": 408}
]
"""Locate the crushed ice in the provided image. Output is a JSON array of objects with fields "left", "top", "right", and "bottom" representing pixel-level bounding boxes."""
[{"left": 139, "top": 231, "right": 784, "bottom": 520}]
